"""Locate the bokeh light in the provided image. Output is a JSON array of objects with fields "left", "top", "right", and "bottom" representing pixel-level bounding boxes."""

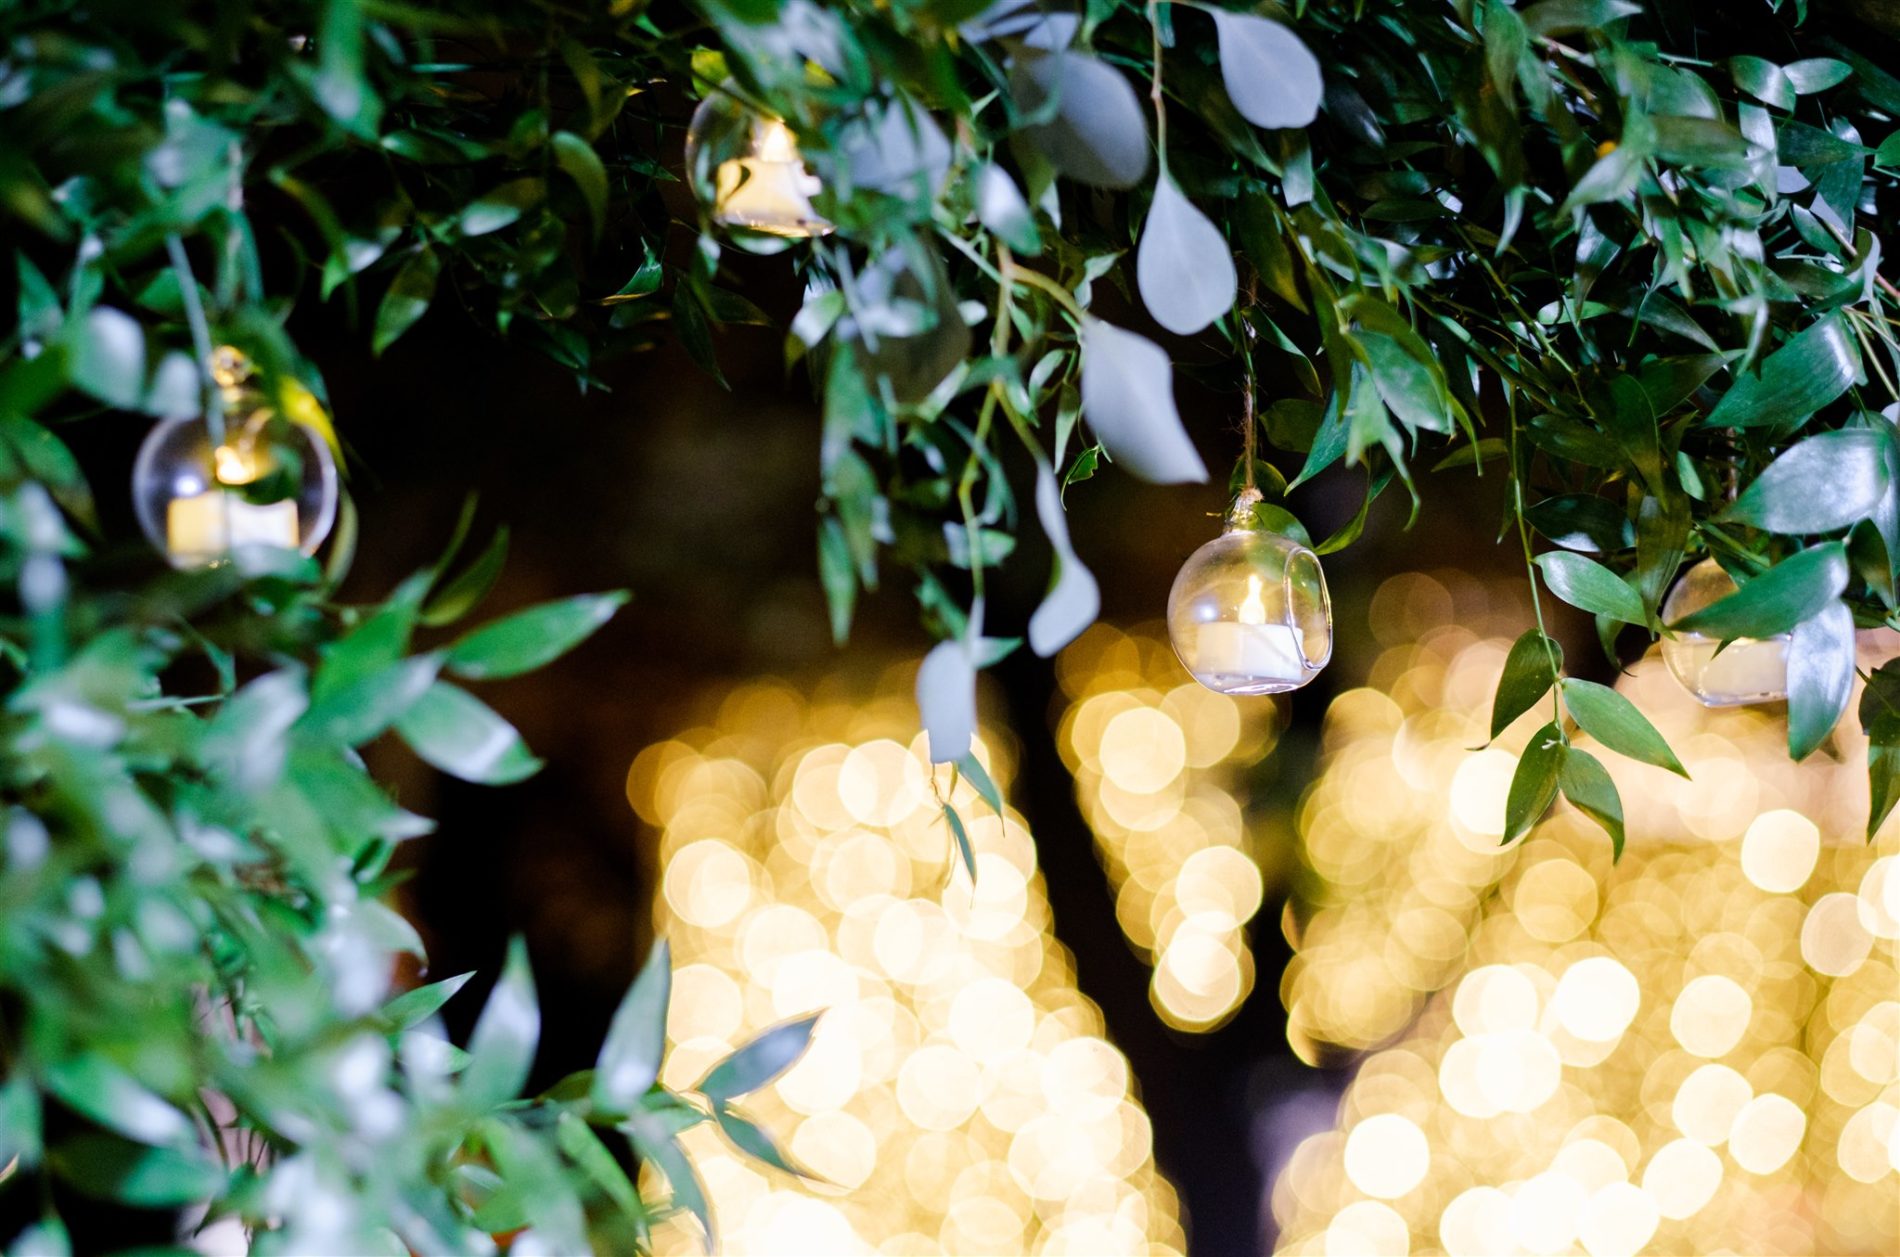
[
  {"left": 1271, "top": 572, "right": 1900, "bottom": 1255},
  {"left": 1054, "top": 624, "right": 1279, "bottom": 1031},
  {"left": 628, "top": 666, "right": 1186, "bottom": 1254}
]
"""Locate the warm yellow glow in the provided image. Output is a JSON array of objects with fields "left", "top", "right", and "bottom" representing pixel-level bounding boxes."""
[
  {"left": 1342, "top": 1114, "right": 1428, "bottom": 1199},
  {"left": 1239, "top": 573, "right": 1267, "bottom": 626},
  {"left": 1269, "top": 571, "right": 1900, "bottom": 1255},
  {"left": 1054, "top": 624, "right": 1278, "bottom": 1032},
  {"left": 213, "top": 441, "right": 262, "bottom": 485},
  {"left": 755, "top": 117, "right": 799, "bottom": 163},
  {"left": 637, "top": 674, "right": 1184, "bottom": 1255}
]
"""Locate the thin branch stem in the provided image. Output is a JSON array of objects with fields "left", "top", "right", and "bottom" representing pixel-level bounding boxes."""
[{"left": 166, "top": 233, "right": 226, "bottom": 444}]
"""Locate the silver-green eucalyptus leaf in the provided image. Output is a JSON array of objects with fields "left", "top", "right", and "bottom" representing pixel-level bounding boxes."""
[{"left": 1136, "top": 175, "right": 1236, "bottom": 336}]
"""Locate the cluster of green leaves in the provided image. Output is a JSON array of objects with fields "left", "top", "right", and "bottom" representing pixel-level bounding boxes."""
[
  {"left": 0, "top": 458, "right": 812, "bottom": 1250},
  {"left": 0, "top": 3, "right": 823, "bottom": 1248},
  {"left": 680, "top": 0, "right": 1900, "bottom": 846}
]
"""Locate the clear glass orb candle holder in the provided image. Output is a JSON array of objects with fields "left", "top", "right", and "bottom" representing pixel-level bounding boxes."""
[
  {"left": 1168, "top": 509, "right": 1332, "bottom": 696},
  {"left": 133, "top": 410, "right": 338, "bottom": 569},
  {"left": 684, "top": 93, "right": 831, "bottom": 239},
  {"left": 1661, "top": 557, "right": 1789, "bottom": 706}
]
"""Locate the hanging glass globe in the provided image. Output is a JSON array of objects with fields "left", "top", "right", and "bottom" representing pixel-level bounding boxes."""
[
  {"left": 684, "top": 91, "right": 831, "bottom": 240},
  {"left": 1661, "top": 557, "right": 1789, "bottom": 706},
  {"left": 1168, "top": 500, "right": 1332, "bottom": 696},
  {"left": 132, "top": 353, "right": 338, "bottom": 568}
]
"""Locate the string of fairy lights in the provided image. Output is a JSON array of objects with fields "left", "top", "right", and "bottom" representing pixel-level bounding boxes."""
[
  {"left": 625, "top": 668, "right": 1186, "bottom": 1255},
  {"left": 1272, "top": 571, "right": 1900, "bottom": 1256}
]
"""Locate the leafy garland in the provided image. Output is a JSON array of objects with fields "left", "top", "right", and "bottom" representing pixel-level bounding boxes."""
[{"left": 6, "top": 0, "right": 1900, "bottom": 1247}]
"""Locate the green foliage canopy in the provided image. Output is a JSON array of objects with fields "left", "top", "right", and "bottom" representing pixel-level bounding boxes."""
[{"left": 9, "top": 0, "right": 1900, "bottom": 1245}]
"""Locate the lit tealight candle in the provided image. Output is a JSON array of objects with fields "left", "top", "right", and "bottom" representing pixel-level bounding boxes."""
[
  {"left": 1665, "top": 632, "right": 1788, "bottom": 706},
  {"left": 166, "top": 492, "right": 300, "bottom": 564},
  {"left": 1190, "top": 574, "right": 1307, "bottom": 690},
  {"left": 713, "top": 119, "right": 830, "bottom": 238}
]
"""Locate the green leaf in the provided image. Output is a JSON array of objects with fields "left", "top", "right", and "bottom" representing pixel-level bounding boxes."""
[
  {"left": 1730, "top": 56, "right": 1795, "bottom": 110},
  {"left": 459, "top": 178, "right": 544, "bottom": 237},
  {"left": 552, "top": 132, "right": 610, "bottom": 241},
  {"left": 1861, "top": 659, "right": 1900, "bottom": 836},
  {"left": 1562, "top": 677, "right": 1688, "bottom": 777},
  {"left": 1785, "top": 58, "right": 1853, "bottom": 94},
  {"left": 556, "top": 1111, "right": 645, "bottom": 1225},
  {"left": 372, "top": 248, "right": 441, "bottom": 356},
  {"left": 1521, "top": 0, "right": 1640, "bottom": 36},
  {"left": 976, "top": 164, "right": 1041, "bottom": 255},
  {"left": 1534, "top": 551, "right": 1646, "bottom": 624},
  {"left": 462, "top": 937, "right": 540, "bottom": 1110},
  {"left": 422, "top": 527, "right": 510, "bottom": 626},
  {"left": 816, "top": 518, "right": 856, "bottom": 646},
  {"left": 1526, "top": 494, "right": 1634, "bottom": 553},
  {"left": 66, "top": 307, "right": 146, "bottom": 409},
  {"left": 1870, "top": 743, "right": 1900, "bottom": 840},
  {"left": 1787, "top": 600, "right": 1854, "bottom": 760},
  {"left": 1558, "top": 747, "right": 1625, "bottom": 859},
  {"left": 395, "top": 683, "right": 543, "bottom": 784},
  {"left": 1671, "top": 543, "right": 1849, "bottom": 639},
  {"left": 1504, "top": 722, "right": 1565, "bottom": 844},
  {"left": 697, "top": 1014, "right": 820, "bottom": 1102},
  {"left": 1703, "top": 314, "right": 1862, "bottom": 429},
  {"left": 48, "top": 1135, "right": 222, "bottom": 1207},
  {"left": 446, "top": 592, "right": 627, "bottom": 681},
  {"left": 593, "top": 939, "right": 671, "bottom": 1115},
  {"left": 1360, "top": 333, "right": 1452, "bottom": 434},
  {"left": 711, "top": 1103, "right": 809, "bottom": 1177},
  {"left": 956, "top": 753, "right": 1003, "bottom": 817},
  {"left": 1491, "top": 629, "right": 1562, "bottom": 740},
  {"left": 944, "top": 802, "right": 977, "bottom": 884},
  {"left": 1723, "top": 429, "right": 1891, "bottom": 534},
  {"left": 624, "top": 1110, "right": 712, "bottom": 1248},
  {"left": 43, "top": 1056, "right": 190, "bottom": 1147},
  {"left": 380, "top": 973, "right": 475, "bottom": 1031}
]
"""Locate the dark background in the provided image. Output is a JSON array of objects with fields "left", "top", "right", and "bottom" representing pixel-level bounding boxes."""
[{"left": 296, "top": 256, "right": 1521, "bottom": 1255}]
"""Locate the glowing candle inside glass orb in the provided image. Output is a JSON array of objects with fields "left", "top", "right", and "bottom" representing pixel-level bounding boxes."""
[
  {"left": 1168, "top": 508, "right": 1330, "bottom": 698},
  {"left": 711, "top": 118, "right": 830, "bottom": 238},
  {"left": 1661, "top": 558, "right": 1789, "bottom": 706},
  {"left": 1191, "top": 574, "right": 1305, "bottom": 683},
  {"left": 164, "top": 438, "right": 300, "bottom": 562}
]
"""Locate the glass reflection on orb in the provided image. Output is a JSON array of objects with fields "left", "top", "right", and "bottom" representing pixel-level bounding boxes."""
[
  {"left": 1661, "top": 557, "right": 1789, "bottom": 706},
  {"left": 684, "top": 92, "right": 831, "bottom": 239},
  {"left": 1168, "top": 513, "right": 1331, "bottom": 696},
  {"left": 133, "top": 353, "right": 338, "bottom": 568}
]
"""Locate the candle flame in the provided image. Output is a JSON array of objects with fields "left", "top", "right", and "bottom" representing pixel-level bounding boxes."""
[
  {"left": 1239, "top": 574, "right": 1267, "bottom": 626},
  {"left": 755, "top": 118, "right": 800, "bottom": 164},
  {"left": 213, "top": 443, "right": 261, "bottom": 486}
]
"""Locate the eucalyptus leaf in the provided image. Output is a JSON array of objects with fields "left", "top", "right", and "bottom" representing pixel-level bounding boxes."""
[
  {"left": 1027, "top": 459, "right": 1099, "bottom": 656},
  {"left": 1079, "top": 319, "right": 1208, "bottom": 484},
  {"left": 916, "top": 637, "right": 977, "bottom": 763},
  {"left": 1210, "top": 12, "right": 1323, "bottom": 130},
  {"left": 1136, "top": 176, "right": 1236, "bottom": 336},
  {"left": 1011, "top": 50, "right": 1151, "bottom": 189}
]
